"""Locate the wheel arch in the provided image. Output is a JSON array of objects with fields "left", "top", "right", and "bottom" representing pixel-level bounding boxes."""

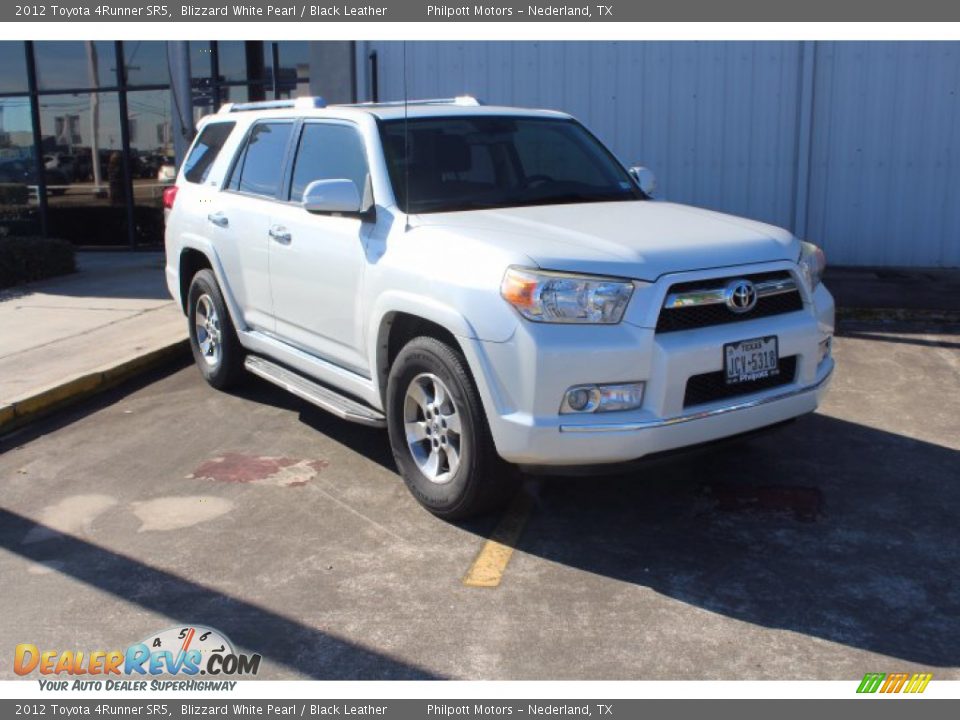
[
  {"left": 178, "top": 247, "right": 212, "bottom": 313},
  {"left": 375, "top": 311, "right": 465, "bottom": 404},
  {"left": 176, "top": 242, "right": 246, "bottom": 335}
]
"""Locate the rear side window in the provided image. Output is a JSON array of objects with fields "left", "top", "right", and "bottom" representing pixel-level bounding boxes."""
[
  {"left": 228, "top": 122, "right": 294, "bottom": 198},
  {"left": 289, "top": 123, "right": 369, "bottom": 202},
  {"left": 182, "top": 122, "right": 235, "bottom": 184}
]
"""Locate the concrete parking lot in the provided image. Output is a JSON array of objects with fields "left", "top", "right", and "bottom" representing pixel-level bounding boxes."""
[{"left": 1, "top": 319, "right": 958, "bottom": 680}]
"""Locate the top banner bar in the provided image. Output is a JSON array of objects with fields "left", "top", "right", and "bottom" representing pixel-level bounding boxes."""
[{"left": 5, "top": 0, "right": 960, "bottom": 22}]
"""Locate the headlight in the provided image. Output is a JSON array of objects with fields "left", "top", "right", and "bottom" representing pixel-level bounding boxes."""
[
  {"left": 500, "top": 267, "right": 634, "bottom": 324},
  {"left": 798, "top": 241, "right": 826, "bottom": 291}
]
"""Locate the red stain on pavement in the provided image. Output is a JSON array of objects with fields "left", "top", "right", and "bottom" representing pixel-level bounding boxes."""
[
  {"left": 704, "top": 483, "right": 824, "bottom": 522},
  {"left": 189, "top": 453, "right": 328, "bottom": 486}
]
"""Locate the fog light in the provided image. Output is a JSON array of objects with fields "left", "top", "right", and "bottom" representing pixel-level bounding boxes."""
[
  {"left": 561, "top": 382, "right": 644, "bottom": 414},
  {"left": 565, "top": 387, "right": 598, "bottom": 412}
]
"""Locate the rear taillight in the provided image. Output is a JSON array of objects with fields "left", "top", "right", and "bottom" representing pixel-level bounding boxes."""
[{"left": 162, "top": 185, "right": 178, "bottom": 210}]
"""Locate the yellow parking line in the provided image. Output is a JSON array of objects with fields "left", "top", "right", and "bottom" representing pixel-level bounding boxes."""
[{"left": 462, "top": 491, "right": 533, "bottom": 588}]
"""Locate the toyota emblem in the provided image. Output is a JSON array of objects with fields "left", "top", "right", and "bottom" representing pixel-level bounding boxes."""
[{"left": 724, "top": 279, "right": 758, "bottom": 314}]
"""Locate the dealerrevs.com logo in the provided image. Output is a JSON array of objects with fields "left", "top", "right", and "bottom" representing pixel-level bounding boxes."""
[{"left": 15, "top": 626, "right": 260, "bottom": 690}]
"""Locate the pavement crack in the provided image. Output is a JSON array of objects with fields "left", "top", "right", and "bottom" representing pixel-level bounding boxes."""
[{"left": 307, "top": 481, "right": 411, "bottom": 546}]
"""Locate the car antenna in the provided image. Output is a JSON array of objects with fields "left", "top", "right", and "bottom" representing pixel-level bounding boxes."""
[{"left": 403, "top": 40, "right": 410, "bottom": 232}]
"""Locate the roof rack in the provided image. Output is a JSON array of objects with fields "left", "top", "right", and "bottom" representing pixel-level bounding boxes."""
[
  {"left": 339, "top": 95, "right": 484, "bottom": 108},
  {"left": 218, "top": 96, "right": 327, "bottom": 114}
]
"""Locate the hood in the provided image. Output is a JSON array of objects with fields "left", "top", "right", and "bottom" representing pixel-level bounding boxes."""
[{"left": 412, "top": 200, "right": 799, "bottom": 280}]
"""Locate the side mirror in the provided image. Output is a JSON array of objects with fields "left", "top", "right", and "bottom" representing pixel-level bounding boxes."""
[
  {"left": 302, "top": 179, "right": 362, "bottom": 214},
  {"left": 628, "top": 166, "right": 657, "bottom": 197}
]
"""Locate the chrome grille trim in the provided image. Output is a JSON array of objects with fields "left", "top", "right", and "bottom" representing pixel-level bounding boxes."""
[{"left": 664, "top": 276, "right": 798, "bottom": 309}]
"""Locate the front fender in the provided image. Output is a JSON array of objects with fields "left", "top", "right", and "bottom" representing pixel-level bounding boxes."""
[{"left": 366, "top": 290, "right": 480, "bottom": 362}]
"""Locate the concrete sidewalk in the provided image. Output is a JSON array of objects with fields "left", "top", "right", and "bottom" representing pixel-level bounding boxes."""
[{"left": 0, "top": 251, "right": 187, "bottom": 431}]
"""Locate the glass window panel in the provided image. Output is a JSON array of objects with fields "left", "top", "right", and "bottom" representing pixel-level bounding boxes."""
[
  {"left": 229, "top": 122, "right": 293, "bottom": 197},
  {"left": 216, "top": 41, "right": 252, "bottom": 83},
  {"left": 218, "top": 84, "right": 249, "bottom": 105},
  {"left": 0, "top": 96, "right": 41, "bottom": 236},
  {"left": 183, "top": 122, "right": 235, "bottom": 185},
  {"left": 35, "top": 41, "right": 117, "bottom": 91},
  {"left": 123, "top": 41, "right": 170, "bottom": 87},
  {"left": 272, "top": 41, "right": 311, "bottom": 99},
  {"left": 190, "top": 41, "right": 213, "bottom": 81},
  {"left": 290, "top": 123, "right": 368, "bottom": 202},
  {"left": 39, "top": 92, "right": 132, "bottom": 244},
  {"left": 127, "top": 89, "right": 176, "bottom": 244},
  {"left": 0, "top": 42, "right": 29, "bottom": 94},
  {"left": 217, "top": 84, "right": 269, "bottom": 107}
]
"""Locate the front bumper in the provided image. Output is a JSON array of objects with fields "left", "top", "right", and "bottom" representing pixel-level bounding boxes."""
[{"left": 461, "top": 266, "right": 835, "bottom": 466}]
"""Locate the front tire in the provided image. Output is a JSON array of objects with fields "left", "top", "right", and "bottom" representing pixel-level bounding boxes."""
[
  {"left": 386, "top": 336, "right": 516, "bottom": 519},
  {"left": 187, "top": 269, "right": 244, "bottom": 389}
]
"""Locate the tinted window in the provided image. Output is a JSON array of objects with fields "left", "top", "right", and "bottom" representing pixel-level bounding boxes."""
[
  {"left": 380, "top": 116, "right": 641, "bottom": 214},
  {"left": 290, "top": 123, "right": 369, "bottom": 202},
  {"left": 229, "top": 122, "right": 293, "bottom": 197},
  {"left": 183, "top": 122, "right": 235, "bottom": 184}
]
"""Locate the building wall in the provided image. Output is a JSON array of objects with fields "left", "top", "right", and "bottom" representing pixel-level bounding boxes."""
[
  {"left": 360, "top": 41, "right": 960, "bottom": 268},
  {"left": 309, "top": 42, "right": 355, "bottom": 105}
]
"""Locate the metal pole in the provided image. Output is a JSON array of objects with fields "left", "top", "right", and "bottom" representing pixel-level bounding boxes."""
[
  {"left": 210, "top": 41, "right": 221, "bottom": 110},
  {"left": 85, "top": 42, "right": 102, "bottom": 189},
  {"left": 24, "top": 41, "right": 48, "bottom": 238},
  {"left": 271, "top": 42, "right": 280, "bottom": 99},
  {"left": 115, "top": 41, "right": 136, "bottom": 249},
  {"left": 167, "top": 41, "right": 194, "bottom": 166}
]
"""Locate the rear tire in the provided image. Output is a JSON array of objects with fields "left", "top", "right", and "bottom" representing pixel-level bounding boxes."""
[
  {"left": 187, "top": 269, "right": 245, "bottom": 390},
  {"left": 386, "top": 336, "right": 517, "bottom": 520}
]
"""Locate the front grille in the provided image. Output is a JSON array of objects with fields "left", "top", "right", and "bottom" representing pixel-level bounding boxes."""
[
  {"left": 656, "top": 271, "right": 803, "bottom": 333},
  {"left": 683, "top": 355, "right": 797, "bottom": 408}
]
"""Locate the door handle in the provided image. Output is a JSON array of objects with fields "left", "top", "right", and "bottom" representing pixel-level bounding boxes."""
[
  {"left": 269, "top": 225, "right": 292, "bottom": 244},
  {"left": 207, "top": 212, "right": 229, "bottom": 228}
]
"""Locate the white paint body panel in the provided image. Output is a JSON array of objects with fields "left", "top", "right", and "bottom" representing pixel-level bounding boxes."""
[{"left": 165, "top": 103, "right": 835, "bottom": 467}]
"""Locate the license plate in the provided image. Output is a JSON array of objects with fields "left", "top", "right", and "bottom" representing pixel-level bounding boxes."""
[{"left": 724, "top": 336, "right": 779, "bottom": 385}]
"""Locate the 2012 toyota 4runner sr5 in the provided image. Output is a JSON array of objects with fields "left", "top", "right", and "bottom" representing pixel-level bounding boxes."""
[{"left": 164, "top": 96, "right": 834, "bottom": 519}]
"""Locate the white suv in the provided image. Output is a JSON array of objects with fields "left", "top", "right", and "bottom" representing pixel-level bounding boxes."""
[{"left": 164, "top": 96, "right": 834, "bottom": 518}]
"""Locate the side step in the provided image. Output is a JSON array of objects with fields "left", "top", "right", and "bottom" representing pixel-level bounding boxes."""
[{"left": 244, "top": 355, "right": 386, "bottom": 428}]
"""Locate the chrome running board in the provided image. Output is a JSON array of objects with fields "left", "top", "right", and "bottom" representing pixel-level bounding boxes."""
[{"left": 244, "top": 355, "right": 386, "bottom": 428}]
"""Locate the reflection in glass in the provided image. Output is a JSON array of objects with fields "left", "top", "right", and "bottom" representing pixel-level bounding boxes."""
[
  {"left": 127, "top": 90, "right": 173, "bottom": 210},
  {"left": 34, "top": 41, "right": 116, "bottom": 90},
  {"left": 123, "top": 41, "right": 171, "bottom": 87},
  {"left": 0, "top": 96, "right": 41, "bottom": 235},
  {"left": 270, "top": 41, "right": 311, "bottom": 99},
  {"left": 0, "top": 42, "right": 29, "bottom": 94},
  {"left": 216, "top": 41, "right": 251, "bottom": 83},
  {"left": 39, "top": 92, "right": 130, "bottom": 234},
  {"left": 190, "top": 41, "right": 213, "bottom": 81}
]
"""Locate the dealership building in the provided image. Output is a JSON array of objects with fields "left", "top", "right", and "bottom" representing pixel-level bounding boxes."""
[{"left": 0, "top": 40, "right": 956, "bottom": 267}]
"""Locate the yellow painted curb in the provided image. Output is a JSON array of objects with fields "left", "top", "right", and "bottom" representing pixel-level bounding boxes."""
[{"left": 0, "top": 339, "right": 189, "bottom": 436}]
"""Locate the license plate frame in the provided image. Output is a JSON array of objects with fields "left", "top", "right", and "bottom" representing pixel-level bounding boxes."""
[{"left": 723, "top": 336, "right": 780, "bottom": 385}]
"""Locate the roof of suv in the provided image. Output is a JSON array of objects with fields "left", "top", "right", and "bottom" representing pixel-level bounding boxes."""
[{"left": 209, "top": 96, "right": 572, "bottom": 124}]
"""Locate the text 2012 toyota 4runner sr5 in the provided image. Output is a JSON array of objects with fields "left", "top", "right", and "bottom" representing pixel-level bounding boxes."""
[{"left": 164, "top": 96, "right": 834, "bottom": 519}]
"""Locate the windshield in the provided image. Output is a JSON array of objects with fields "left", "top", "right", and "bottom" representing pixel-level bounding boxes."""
[{"left": 379, "top": 116, "right": 644, "bottom": 214}]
